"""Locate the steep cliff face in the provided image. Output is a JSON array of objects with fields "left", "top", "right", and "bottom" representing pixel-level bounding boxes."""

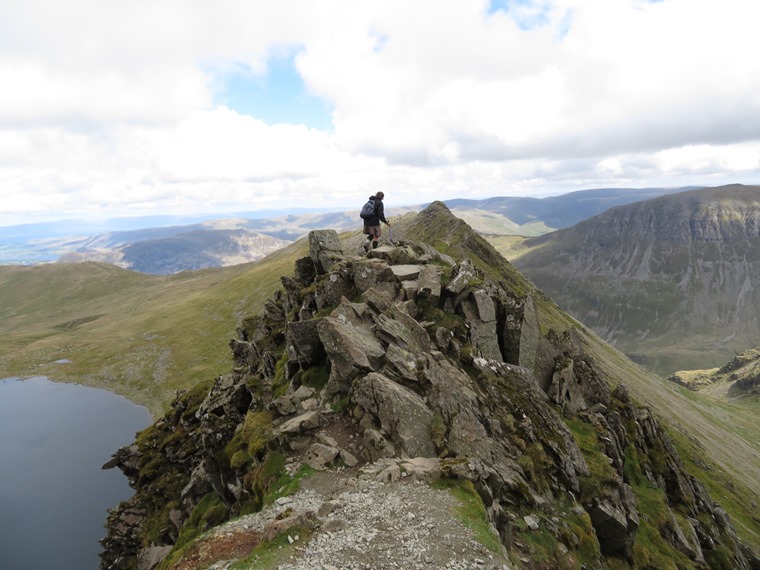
[
  {"left": 102, "top": 203, "right": 757, "bottom": 570},
  {"left": 514, "top": 184, "right": 760, "bottom": 375}
]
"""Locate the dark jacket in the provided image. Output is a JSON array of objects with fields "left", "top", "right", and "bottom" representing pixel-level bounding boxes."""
[{"left": 364, "top": 195, "right": 387, "bottom": 226}]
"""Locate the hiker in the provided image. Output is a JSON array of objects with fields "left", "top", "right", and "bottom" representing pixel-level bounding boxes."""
[{"left": 361, "top": 191, "right": 390, "bottom": 250}]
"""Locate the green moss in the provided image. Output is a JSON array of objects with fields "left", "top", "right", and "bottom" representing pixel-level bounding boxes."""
[
  {"left": 518, "top": 442, "right": 552, "bottom": 492},
  {"left": 704, "top": 545, "right": 735, "bottom": 570},
  {"left": 629, "top": 481, "right": 696, "bottom": 570},
  {"left": 668, "top": 428, "right": 760, "bottom": 551},
  {"left": 272, "top": 353, "right": 290, "bottom": 398},
  {"left": 264, "top": 461, "right": 316, "bottom": 506},
  {"left": 432, "top": 478, "right": 502, "bottom": 554},
  {"left": 331, "top": 394, "right": 351, "bottom": 413},
  {"left": 157, "top": 492, "right": 229, "bottom": 570},
  {"left": 225, "top": 410, "right": 273, "bottom": 466},
  {"left": 228, "top": 527, "right": 314, "bottom": 569},
  {"left": 300, "top": 364, "right": 328, "bottom": 390},
  {"left": 230, "top": 450, "right": 252, "bottom": 470},
  {"left": 431, "top": 412, "right": 446, "bottom": 450},
  {"left": 564, "top": 417, "right": 619, "bottom": 502}
]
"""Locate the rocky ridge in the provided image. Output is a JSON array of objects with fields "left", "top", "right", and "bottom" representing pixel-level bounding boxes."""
[{"left": 102, "top": 202, "right": 758, "bottom": 570}]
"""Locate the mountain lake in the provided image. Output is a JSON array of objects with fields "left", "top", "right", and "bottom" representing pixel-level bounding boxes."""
[{"left": 0, "top": 376, "right": 151, "bottom": 570}]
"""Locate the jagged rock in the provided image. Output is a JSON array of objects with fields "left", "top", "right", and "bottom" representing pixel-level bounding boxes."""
[
  {"left": 309, "top": 230, "right": 344, "bottom": 274},
  {"left": 461, "top": 291, "right": 502, "bottom": 362},
  {"left": 445, "top": 259, "right": 476, "bottom": 295},
  {"left": 315, "top": 265, "right": 356, "bottom": 310},
  {"left": 276, "top": 411, "right": 321, "bottom": 436},
  {"left": 196, "top": 374, "right": 251, "bottom": 422},
  {"left": 587, "top": 482, "right": 639, "bottom": 559},
  {"left": 340, "top": 449, "right": 359, "bottom": 467},
  {"left": 229, "top": 338, "right": 257, "bottom": 372},
  {"left": 353, "top": 258, "right": 396, "bottom": 294},
  {"left": 292, "top": 385, "right": 316, "bottom": 403},
  {"left": 524, "top": 515, "right": 540, "bottom": 531},
  {"left": 360, "top": 287, "right": 396, "bottom": 314},
  {"left": 305, "top": 443, "right": 340, "bottom": 470},
  {"left": 662, "top": 507, "right": 705, "bottom": 563},
  {"left": 271, "top": 395, "right": 297, "bottom": 416},
  {"left": 353, "top": 373, "right": 437, "bottom": 458},
  {"left": 417, "top": 264, "right": 443, "bottom": 305},
  {"left": 399, "top": 279, "right": 419, "bottom": 301},
  {"left": 101, "top": 210, "right": 759, "bottom": 570},
  {"left": 294, "top": 256, "right": 317, "bottom": 286},
  {"left": 368, "top": 244, "right": 419, "bottom": 265},
  {"left": 136, "top": 545, "right": 172, "bottom": 570},
  {"left": 286, "top": 320, "right": 325, "bottom": 368},
  {"left": 384, "top": 344, "right": 421, "bottom": 384},
  {"left": 373, "top": 306, "right": 431, "bottom": 353},
  {"left": 363, "top": 428, "right": 397, "bottom": 461},
  {"left": 317, "top": 315, "right": 386, "bottom": 398},
  {"left": 390, "top": 264, "right": 423, "bottom": 281}
]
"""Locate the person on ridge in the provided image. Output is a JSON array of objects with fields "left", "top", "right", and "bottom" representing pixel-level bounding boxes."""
[{"left": 363, "top": 191, "right": 390, "bottom": 251}]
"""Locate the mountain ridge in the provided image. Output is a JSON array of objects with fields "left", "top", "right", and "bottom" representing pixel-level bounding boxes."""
[
  {"left": 512, "top": 184, "right": 760, "bottom": 375},
  {"left": 99, "top": 202, "right": 759, "bottom": 569},
  {"left": 1, "top": 186, "right": 694, "bottom": 269}
]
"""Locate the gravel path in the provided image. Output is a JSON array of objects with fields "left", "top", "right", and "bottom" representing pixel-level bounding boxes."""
[{"left": 194, "top": 472, "right": 512, "bottom": 570}]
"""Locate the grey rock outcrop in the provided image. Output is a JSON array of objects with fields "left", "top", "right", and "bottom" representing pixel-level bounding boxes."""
[{"left": 102, "top": 210, "right": 757, "bottom": 570}]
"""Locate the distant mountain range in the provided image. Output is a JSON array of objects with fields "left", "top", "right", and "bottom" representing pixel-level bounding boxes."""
[
  {"left": 511, "top": 184, "right": 760, "bottom": 376},
  {"left": 0, "top": 186, "right": 696, "bottom": 272}
]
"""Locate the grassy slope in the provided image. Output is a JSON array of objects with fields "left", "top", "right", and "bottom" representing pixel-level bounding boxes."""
[
  {"left": 464, "top": 211, "right": 760, "bottom": 547},
  {"left": 0, "top": 240, "right": 307, "bottom": 417},
  {"left": 487, "top": 229, "right": 760, "bottom": 546}
]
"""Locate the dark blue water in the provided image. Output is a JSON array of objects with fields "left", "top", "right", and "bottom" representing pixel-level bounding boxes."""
[{"left": 0, "top": 377, "right": 151, "bottom": 570}]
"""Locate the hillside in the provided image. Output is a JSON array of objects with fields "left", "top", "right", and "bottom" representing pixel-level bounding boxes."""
[
  {"left": 97, "top": 203, "right": 760, "bottom": 570},
  {"left": 0, "top": 241, "right": 307, "bottom": 417},
  {"left": 65, "top": 228, "right": 291, "bottom": 275},
  {"left": 1, "top": 186, "right": 688, "bottom": 268},
  {"left": 670, "top": 346, "right": 760, "bottom": 400},
  {"left": 511, "top": 184, "right": 760, "bottom": 376}
]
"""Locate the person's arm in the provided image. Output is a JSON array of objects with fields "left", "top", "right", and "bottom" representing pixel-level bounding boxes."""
[{"left": 378, "top": 202, "right": 389, "bottom": 224}]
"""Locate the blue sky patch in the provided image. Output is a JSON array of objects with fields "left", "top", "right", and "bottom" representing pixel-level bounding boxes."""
[
  {"left": 211, "top": 52, "right": 333, "bottom": 131},
  {"left": 488, "top": 0, "right": 552, "bottom": 30}
]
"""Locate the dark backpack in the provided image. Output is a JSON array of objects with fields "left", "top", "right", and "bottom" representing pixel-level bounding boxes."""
[{"left": 359, "top": 199, "right": 376, "bottom": 220}]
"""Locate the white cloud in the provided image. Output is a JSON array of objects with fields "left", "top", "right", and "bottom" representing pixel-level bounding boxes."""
[{"left": 1, "top": 0, "right": 760, "bottom": 226}]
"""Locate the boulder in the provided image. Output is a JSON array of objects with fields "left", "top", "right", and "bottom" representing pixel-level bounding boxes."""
[
  {"left": 390, "top": 264, "right": 423, "bottom": 281},
  {"left": 308, "top": 230, "right": 344, "bottom": 274},
  {"left": 417, "top": 264, "right": 443, "bottom": 306},
  {"left": 304, "top": 443, "right": 340, "bottom": 470},
  {"left": 317, "top": 315, "right": 386, "bottom": 398},
  {"left": 352, "top": 373, "right": 437, "bottom": 458},
  {"left": 461, "top": 292, "right": 502, "bottom": 362},
  {"left": 276, "top": 411, "right": 321, "bottom": 436},
  {"left": 586, "top": 483, "right": 639, "bottom": 559},
  {"left": 315, "top": 266, "right": 356, "bottom": 311},
  {"left": 293, "top": 256, "right": 317, "bottom": 286},
  {"left": 196, "top": 374, "right": 251, "bottom": 422},
  {"left": 373, "top": 310, "right": 430, "bottom": 354},
  {"left": 445, "top": 260, "right": 476, "bottom": 295},
  {"left": 368, "top": 245, "right": 420, "bottom": 265},
  {"left": 353, "top": 258, "right": 396, "bottom": 293},
  {"left": 286, "top": 320, "right": 325, "bottom": 368}
]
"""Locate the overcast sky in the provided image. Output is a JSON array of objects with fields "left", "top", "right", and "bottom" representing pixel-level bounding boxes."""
[{"left": 1, "top": 0, "right": 759, "bottom": 226}]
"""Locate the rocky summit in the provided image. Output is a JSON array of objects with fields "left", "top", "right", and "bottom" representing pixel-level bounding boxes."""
[{"left": 101, "top": 202, "right": 758, "bottom": 570}]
